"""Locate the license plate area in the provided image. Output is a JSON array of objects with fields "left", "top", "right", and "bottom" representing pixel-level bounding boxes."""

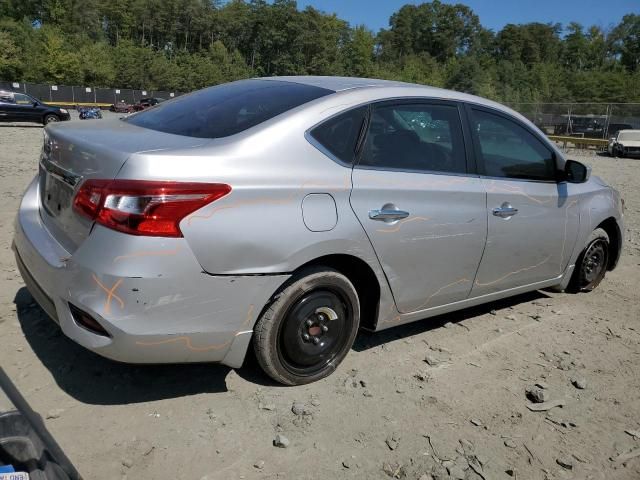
[{"left": 41, "top": 171, "right": 74, "bottom": 218}]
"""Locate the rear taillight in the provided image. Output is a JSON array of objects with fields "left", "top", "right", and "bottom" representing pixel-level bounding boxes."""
[{"left": 73, "top": 180, "right": 231, "bottom": 237}]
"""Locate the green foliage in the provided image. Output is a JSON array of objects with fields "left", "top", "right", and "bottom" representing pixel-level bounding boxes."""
[
  {"left": 496, "top": 23, "right": 562, "bottom": 65},
  {"left": 376, "top": 53, "right": 445, "bottom": 88},
  {"left": 0, "top": 0, "right": 637, "bottom": 102},
  {"left": 37, "top": 26, "right": 83, "bottom": 84},
  {"left": 382, "top": 1, "right": 484, "bottom": 61},
  {"left": 610, "top": 14, "right": 640, "bottom": 72},
  {"left": 344, "top": 26, "right": 375, "bottom": 77}
]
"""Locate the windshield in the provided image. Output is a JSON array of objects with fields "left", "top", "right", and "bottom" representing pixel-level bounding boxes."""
[
  {"left": 618, "top": 131, "right": 640, "bottom": 141},
  {"left": 125, "top": 79, "right": 333, "bottom": 139}
]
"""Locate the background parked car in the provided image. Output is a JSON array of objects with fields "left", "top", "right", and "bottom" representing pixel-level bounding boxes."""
[
  {"left": 606, "top": 123, "right": 633, "bottom": 138},
  {"left": 131, "top": 97, "right": 165, "bottom": 111},
  {"left": 0, "top": 91, "right": 70, "bottom": 125},
  {"left": 608, "top": 129, "right": 640, "bottom": 157},
  {"left": 553, "top": 115, "right": 607, "bottom": 138},
  {"left": 109, "top": 100, "right": 133, "bottom": 113}
]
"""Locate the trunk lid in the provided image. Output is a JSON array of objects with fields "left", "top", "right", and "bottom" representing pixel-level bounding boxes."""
[{"left": 39, "top": 118, "right": 209, "bottom": 252}]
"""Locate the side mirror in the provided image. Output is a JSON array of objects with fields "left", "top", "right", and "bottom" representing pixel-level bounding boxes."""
[
  {"left": 564, "top": 159, "right": 590, "bottom": 183},
  {"left": 32, "top": 101, "right": 39, "bottom": 107}
]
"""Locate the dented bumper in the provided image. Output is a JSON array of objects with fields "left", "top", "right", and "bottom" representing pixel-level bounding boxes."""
[{"left": 13, "top": 176, "right": 289, "bottom": 367}]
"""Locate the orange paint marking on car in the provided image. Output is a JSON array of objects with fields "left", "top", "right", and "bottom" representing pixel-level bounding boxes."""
[
  {"left": 376, "top": 216, "right": 431, "bottom": 233},
  {"left": 91, "top": 274, "right": 124, "bottom": 314},
  {"left": 474, "top": 255, "right": 553, "bottom": 287},
  {"left": 486, "top": 181, "right": 552, "bottom": 205},
  {"left": 136, "top": 336, "right": 233, "bottom": 352},
  {"left": 412, "top": 278, "right": 471, "bottom": 311}
]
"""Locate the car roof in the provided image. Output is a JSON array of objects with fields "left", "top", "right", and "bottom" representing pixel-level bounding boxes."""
[
  {"left": 259, "top": 75, "right": 511, "bottom": 113},
  {"left": 262, "top": 76, "right": 423, "bottom": 92},
  {"left": 0, "top": 90, "right": 32, "bottom": 97},
  {"left": 247, "top": 76, "right": 562, "bottom": 155},
  {"left": 618, "top": 129, "right": 640, "bottom": 133}
]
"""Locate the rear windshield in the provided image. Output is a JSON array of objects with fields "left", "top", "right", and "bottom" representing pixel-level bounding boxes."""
[{"left": 125, "top": 79, "right": 333, "bottom": 138}]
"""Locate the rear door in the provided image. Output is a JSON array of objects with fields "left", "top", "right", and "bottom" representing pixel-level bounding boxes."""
[
  {"left": 0, "top": 97, "right": 14, "bottom": 121},
  {"left": 0, "top": 94, "right": 24, "bottom": 122},
  {"left": 466, "top": 105, "right": 579, "bottom": 296},
  {"left": 349, "top": 100, "right": 487, "bottom": 313}
]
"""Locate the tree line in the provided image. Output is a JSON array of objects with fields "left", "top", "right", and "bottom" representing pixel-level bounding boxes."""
[{"left": 1, "top": 0, "right": 639, "bottom": 103}]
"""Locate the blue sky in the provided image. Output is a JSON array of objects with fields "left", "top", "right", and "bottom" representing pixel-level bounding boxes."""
[{"left": 295, "top": 0, "right": 639, "bottom": 33}]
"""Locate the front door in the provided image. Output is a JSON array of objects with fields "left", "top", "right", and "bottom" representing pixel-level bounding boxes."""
[
  {"left": 467, "top": 106, "right": 580, "bottom": 296},
  {"left": 12, "top": 93, "right": 45, "bottom": 122},
  {"left": 350, "top": 100, "right": 487, "bottom": 314}
]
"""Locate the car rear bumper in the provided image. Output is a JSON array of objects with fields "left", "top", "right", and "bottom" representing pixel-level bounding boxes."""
[{"left": 13, "top": 176, "right": 289, "bottom": 367}]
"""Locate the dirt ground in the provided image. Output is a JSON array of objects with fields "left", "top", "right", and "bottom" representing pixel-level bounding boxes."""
[{"left": 0, "top": 112, "right": 639, "bottom": 480}]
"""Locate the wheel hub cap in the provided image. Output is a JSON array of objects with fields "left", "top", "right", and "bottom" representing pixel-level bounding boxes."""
[
  {"left": 300, "top": 307, "right": 337, "bottom": 345},
  {"left": 581, "top": 240, "right": 607, "bottom": 285},
  {"left": 308, "top": 325, "right": 322, "bottom": 336}
]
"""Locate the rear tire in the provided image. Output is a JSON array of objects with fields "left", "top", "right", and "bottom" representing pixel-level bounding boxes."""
[
  {"left": 568, "top": 228, "right": 610, "bottom": 293},
  {"left": 253, "top": 266, "right": 360, "bottom": 386},
  {"left": 43, "top": 114, "right": 59, "bottom": 125}
]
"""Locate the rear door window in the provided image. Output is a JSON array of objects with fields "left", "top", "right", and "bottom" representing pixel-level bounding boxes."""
[
  {"left": 309, "top": 107, "right": 367, "bottom": 164},
  {"left": 358, "top": 102, "right": 467, "bottom": 174},
  {"left": 125, "top": 79, "right": 333, "bottom": 139}
]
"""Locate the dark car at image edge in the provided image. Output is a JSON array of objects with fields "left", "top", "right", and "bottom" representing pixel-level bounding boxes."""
[{"left": 0, "top": 91, "right": 71, "bottom": 125}]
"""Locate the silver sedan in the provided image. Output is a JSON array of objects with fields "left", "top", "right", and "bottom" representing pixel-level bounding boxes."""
[{"left": 13, "top": 77, "right": 624, "bottom": 385}]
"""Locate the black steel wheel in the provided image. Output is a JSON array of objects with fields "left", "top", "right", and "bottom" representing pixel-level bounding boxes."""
[
  {"left": 253, "top": 267, "right": 360, "bottom": 385},
  {"left": 278, "top": 289, "right": 353, "bottom": 376},
  {"left": 569, "top": 228, "right": 610, "bottom": 292}
]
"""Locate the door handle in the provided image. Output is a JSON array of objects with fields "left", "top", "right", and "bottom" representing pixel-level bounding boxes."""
[
  {"left": 369, "top": 208, "right": 410, "bottom": 221},
  {"left": 492, "top": 203, "right": 519, "bottom": 218}
]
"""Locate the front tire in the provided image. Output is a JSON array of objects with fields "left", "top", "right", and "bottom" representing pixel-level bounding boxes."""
[
  {"left": 43, "top": 114, "right": 59, "bottom": 125},
  {"left": 568, "top": 228, "right": 610, "bottom": 292},
  {"left": 253, "top": 267, "right": 360, "bottom": 385}
]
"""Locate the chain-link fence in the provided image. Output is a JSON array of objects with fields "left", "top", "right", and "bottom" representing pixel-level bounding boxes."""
[
  {"left": 0, "top": 81, "right": 184, "bottom": 107},
  {"left": 507, "top": 102, "right": 640, "bottom": 140}
]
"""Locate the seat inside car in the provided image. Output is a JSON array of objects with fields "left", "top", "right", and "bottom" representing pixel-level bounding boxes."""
[{"left": 365, "top": 108, "right": 463, "bottom": 173}]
